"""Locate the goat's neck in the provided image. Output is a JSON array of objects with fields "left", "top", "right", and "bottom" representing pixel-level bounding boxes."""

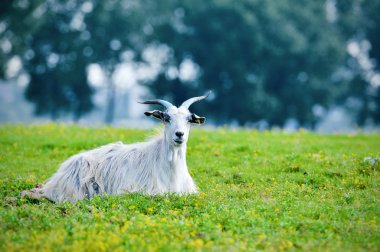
[{"left": 160, "top": 138, "right": 187, "bottom": 168}]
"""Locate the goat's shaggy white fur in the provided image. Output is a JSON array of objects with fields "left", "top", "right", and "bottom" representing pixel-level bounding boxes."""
[
  {"left": 21, "top": 93, "right": 210, "bottom": 202},
  {"left": 24, "top": 135, "right": 196, "bottom": 202}
]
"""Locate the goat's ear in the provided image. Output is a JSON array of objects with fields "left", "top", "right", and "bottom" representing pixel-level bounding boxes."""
[
  {"left": 190, "top": 113, "right": 206, "bottom": 124},
  {"left": 144, "top": 110, "right": 164, "bottom": 120}
]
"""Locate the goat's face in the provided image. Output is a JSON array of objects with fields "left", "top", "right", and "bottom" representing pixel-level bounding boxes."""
[
  {"left": 145, "top": 106, "right": 206, "bottom": 147},
  {"left": 142, "top": 92, "right": 209, "bottom": 147},
  {"left": 164, "top": 107, "right": 192, "bottom": 147}
]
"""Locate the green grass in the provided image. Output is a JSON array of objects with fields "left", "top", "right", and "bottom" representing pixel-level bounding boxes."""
[{"left": 0, "top": 124, "right": 379, "bottom": 251}]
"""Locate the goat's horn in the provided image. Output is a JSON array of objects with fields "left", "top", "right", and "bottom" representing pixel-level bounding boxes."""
[
  {"left": 180, "top": 91, "right": 211, "bottom": 109},
  {"left": 139, "top": 99, "right": 175, "bottom": 110}
]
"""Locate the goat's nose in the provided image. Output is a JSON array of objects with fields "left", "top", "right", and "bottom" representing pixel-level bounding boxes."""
[{"left": 175, "top": 131, "right": 184, "bottom": 138}]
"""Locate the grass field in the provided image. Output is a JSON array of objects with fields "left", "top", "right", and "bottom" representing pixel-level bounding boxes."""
[{"left": 0, "top": 124, "right": 379, "bottom": 251}]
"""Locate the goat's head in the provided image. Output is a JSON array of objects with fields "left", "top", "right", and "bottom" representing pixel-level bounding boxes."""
[{"left": 140, "top": 91, "right": 210, "bottom": 147}]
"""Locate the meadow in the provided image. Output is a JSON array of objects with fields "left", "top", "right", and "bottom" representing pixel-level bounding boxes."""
[{"left": 0, "top": 124, "right": 379, "bottom": 251}]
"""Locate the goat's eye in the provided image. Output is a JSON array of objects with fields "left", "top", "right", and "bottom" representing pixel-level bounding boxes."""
[{"left": 163, "top": 114, "right": 170, "bottom": 123}]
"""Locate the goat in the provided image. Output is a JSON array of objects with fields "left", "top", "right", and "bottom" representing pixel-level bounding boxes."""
[{"left": 21, "top": 92, "right": 210, "bottom": 202}]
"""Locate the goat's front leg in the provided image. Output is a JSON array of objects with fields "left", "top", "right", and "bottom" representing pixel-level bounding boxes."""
[{"left": 20, "top": 183, "right": 44, "bottom": 200}]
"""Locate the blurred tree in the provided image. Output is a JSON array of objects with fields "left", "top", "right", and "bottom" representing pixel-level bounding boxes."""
[
  {"left": 1, "top": 0, "right": 379, "bottom": 126},
  {"left": 82, "top": 0, "right": 144, "bottom": 124},
  {"left": 1, "top": 0, "right": 93, "bottom": 120},
  {"left": 336, "top": 0, "right": 380, "bottom": 68},
  {"left": 25, "top": 4, "right": 93, "bottom": 120},
  {"left": 1, "top": 0, "right": 144, "bottom": 122},
  {"left": 0, "top": 0, "right": 46, "bottom": 78},
  {"left": 335, "top": 0, "right": 380, "bottom": 124},
  {"left": 143, "top": 0, "right": 380, "bottom": 127}
]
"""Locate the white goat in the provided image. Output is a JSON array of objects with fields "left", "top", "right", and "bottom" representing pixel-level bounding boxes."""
[{"left": 21, "top": 93, "right": 209, "bottom": 202}]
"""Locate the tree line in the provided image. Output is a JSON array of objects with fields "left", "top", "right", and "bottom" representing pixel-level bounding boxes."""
[{"left": 1, "top": 0, "right": 379, "bottom": 127}]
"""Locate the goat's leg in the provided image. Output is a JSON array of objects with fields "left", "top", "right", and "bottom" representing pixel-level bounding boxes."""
[{"left": 21, "top": 183, "right": 44, "bottom": 200}]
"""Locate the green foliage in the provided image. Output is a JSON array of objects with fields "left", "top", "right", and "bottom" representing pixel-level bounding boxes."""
[
  {"left": 145, "top": 0, "right": 348, "bottom": 125},
  {"left": 336, "top": 0, "right": 380, "bottom": 66},
  {"left": 1, "top": 0, "right": 145, "bottom": 121},
  {"left": 335, "top": 0, "right": 380, "bottom": 124},
  {"left": 0, "top": 0, "right": 46, "bottom": 78},
  {"left": 0, "top": 124, "right": 379, "bottom": 251},
  {"left": 24, "top": 11, "right": 93, "bottom": 120},
  {"left": 2, "top": 1, "right": 95, "bottom": 119},
  {"left": 1, "top": 0, "right": 379, "bottom": 125},
  {"left": 82, "top": 0, "right": 145, "bottom": 123}
]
